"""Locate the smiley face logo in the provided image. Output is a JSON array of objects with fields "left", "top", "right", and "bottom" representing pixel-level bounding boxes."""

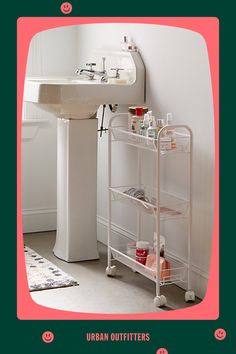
[
  {"left": 42, "top": 331, "right": 54, "bottom": 343},
  {"left": 214, "top": 328, "right": 226, "bottom": 341},
  {"left": 156, "top": 348, "right": 168, "bottom": 354},
  {"left": 60, "top": 2, "right": 73, "bottom": 15}
]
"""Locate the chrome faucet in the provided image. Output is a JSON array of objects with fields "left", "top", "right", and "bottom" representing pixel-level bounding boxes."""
[
  {"left": 75, "top": 57, "right": 108, "bottom": 82},
  {"left": 110, "top": 68, "right": 124, "bottom": 79},
  {"left": 75, "top": 63, "right": 96, "bottom": 80}
]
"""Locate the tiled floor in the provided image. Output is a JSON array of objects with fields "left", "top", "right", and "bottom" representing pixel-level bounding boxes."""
[{"left": 24, "top": 231, "right": 200, "bottom": 314}]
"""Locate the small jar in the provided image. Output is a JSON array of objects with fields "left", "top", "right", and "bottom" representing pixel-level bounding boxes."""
[
  {"left": 128, "top": 106, "right": 148, "bottom": 131},
  {"left": 136, "top": 241, "right": 149, "bottom": 265},
  {"left": 126, "top": 242, "right": 136, "bottom": 257}
]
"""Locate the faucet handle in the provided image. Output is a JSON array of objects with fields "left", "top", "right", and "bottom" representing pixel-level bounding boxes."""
[
  {"left": 86, "top": 62, "right": 96, "bottom": 71},
  {"left": 110, "top": 68, "right": 124, "bottom": 78}
]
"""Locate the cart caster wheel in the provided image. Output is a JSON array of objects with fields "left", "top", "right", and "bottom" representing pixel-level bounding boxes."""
[
  {"left": 185, "top": 290, "right": 195, "bottom": 302},
  {"left": 131, "top": 268, "right": 138, "bottom": 273},
  {"left": 105, "top": 265, "right": 117, "bottom": 277},
  {"left": 154, "top": 295, "right": 167, "bottom": 308}
]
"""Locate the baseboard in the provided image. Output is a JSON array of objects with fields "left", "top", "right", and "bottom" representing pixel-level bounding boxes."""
[
  {"left": 22, "top": 208, "right": 57, "bottom": 233},
  {"left": 97, "top": 215, "right": 209, "bottom": 299}
]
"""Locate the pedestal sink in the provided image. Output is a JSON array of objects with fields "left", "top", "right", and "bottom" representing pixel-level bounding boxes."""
[{"left": 24, "top": 50, "right": 145, "bottom": 262}]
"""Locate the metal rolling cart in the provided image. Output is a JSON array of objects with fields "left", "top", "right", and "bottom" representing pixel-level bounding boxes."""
[{"left": 105, "top": 113, "right": 195, "bottom": 307}]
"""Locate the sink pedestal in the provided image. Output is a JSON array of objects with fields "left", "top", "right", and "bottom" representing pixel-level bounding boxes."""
[{"left": 53, "top": 118, "right": 99, "bottom": 262}]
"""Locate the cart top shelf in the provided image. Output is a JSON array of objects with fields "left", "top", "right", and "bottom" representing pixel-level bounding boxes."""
[{"left": 111, "top": 126, "right": 191, "bottom": 154}]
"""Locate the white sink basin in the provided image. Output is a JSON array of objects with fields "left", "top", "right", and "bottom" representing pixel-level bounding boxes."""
[
  {"left": 24, "top": 51, "right": 145, "bottom": 119},
  {"left": 24, "top": 77, "right": 102, "bottom": 118}
]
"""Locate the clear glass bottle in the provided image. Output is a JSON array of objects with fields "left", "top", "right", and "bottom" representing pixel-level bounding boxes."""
[
  {"left": 121, "top": 36, "right": 128, "bottom": 51},
  {"left": 147, "top": 119, "right": 157, "bottom": 148},
  {"left": 147, "top": 120, "right": 155, "bottom": 138},
  {"left": 166, "top": 113, "right": 176, "bottom": 149},
  {"left": 139, "top": 113, "right": 149, "bottom": 137},
  {"left": 156, "top": 118, "right": 165, "bottom": 132}
]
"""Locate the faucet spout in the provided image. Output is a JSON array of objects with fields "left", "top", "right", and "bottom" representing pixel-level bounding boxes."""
[
  {"left": 75, "top": 68, "right": 108, "bottom": 82},
  {"left": 75, "top": 58, "right": 108, "bottom": 82},
  {"left": 75, "top": 68, "right": 95, "bottom": 80}
]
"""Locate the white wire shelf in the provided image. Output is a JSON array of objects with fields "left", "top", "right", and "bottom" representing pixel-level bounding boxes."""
[
  {"left": 110, "top": 185, "right": 189, "bottom": 220},
  {"left": 111, "top": 126, "right": 190, "bottom": 154},
  {"left": 110, "top": 238, "right": 187, "bottom": 286},
  {"left": 107, "top": 118, "right": 194, "bottom": 304}
]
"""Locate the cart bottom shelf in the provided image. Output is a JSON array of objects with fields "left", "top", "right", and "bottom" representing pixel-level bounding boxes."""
[{"left": 110, "top": 247, "right": 187, "bottom": 286}]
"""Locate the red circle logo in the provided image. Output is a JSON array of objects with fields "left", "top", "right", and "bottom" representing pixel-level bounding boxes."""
[
  {"left": 42, "top": 331, "right": 54, "bottom": 343},
  {"left": 214, "top": 328, "right": 226, "bottom": 341},
  {"left": 60, "top": 2, "right": 73, "bottom": 15},
  {"left": 156, "top": 348, "right": 168, "bottom": 354}
]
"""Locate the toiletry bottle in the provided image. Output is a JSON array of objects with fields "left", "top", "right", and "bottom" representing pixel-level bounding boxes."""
[
  {"left": 121, "top": 36, "right": 128, "bottom": 51},
  {"left": 153, "top": 232, "right": 166, "bottom": 257},
  {"left": 127, "top": 36, "right": 138, "bottom": 52},
  {"left": 136, "top": 241, "right": 150, "bottom": 265},
  {"left": 166, "top": 112, "right": 173, "bottom": 126},
  {"left": 131, "top": 107, "right": 144, "bottom": 134},
  {"left": 156, "top": 118, "right": 165, "bottom": 133},
  {"left": 166, "top": 113, "right": 176, "bottom": 149},
  {"left": 152, "top": 118, "right": 158, "bottom": 137},
  {"left": 157, "top": 117, "right": 172, "bottom": 151},
  {"left": 147, "top": 118, "right": 157, "bottom": 142},
  {"left": 147, "top": 110, "right": 153, "bottom": 122},
  {"left": 128, "top": 106, "right": 148, "bottom": 131},
  {"left": 139, "top": 113, "right": 150, "bottom": 137}
]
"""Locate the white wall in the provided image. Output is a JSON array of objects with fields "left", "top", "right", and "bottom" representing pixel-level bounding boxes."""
[
  {"left": 22, "top": 26, "right": 78, "bottom": 232},
  {"left": 22, "top": 23, "right": 214, "bottom": 299},
  {"left": 77, "top": 24, "right": 214, "bottom": 299}
]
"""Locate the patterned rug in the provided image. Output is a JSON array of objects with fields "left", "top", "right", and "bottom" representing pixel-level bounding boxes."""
[{"left": 24, "top": 246, "right": 79, "bottom": 292}]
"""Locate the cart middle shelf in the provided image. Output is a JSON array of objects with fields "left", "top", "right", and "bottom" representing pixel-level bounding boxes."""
[{"left": 109, "top": 185, "right": 189, "bottom": 220}]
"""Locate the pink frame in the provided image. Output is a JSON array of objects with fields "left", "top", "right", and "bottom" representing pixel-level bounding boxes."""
[{"left": 17, "top": 17, "right": 219, "bottom": 320}]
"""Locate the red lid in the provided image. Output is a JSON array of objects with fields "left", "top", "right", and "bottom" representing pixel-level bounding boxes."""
[{"left": 135, "top": 107, "right": 143, "bottom": 116}]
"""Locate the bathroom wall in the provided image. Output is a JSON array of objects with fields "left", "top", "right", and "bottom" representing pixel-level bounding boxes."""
[
  {"left": 22, "top": 26, "right": 78, "bottom": 232},
  {"left": 76, "top": 24, "right": 214, "bottom": 299}
]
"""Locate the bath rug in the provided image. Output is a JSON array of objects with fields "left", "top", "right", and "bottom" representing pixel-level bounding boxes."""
[{"left": 24, "top": 246, "right": 79, "bottom": 292}]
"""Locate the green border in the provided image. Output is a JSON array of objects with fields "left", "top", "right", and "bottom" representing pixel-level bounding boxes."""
[{"left": 5, "top": 0, "right": 234, "bottom": 352}]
